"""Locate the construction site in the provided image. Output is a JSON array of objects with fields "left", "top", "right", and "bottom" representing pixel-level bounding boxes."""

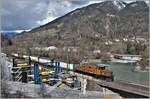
[{"left": 1, "top": 53, "right": 149, "bottom": 98}]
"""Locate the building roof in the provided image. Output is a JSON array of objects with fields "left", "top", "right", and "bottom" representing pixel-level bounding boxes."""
[{"left": 114, "top": 54, "right": 140, "bottom": 57}]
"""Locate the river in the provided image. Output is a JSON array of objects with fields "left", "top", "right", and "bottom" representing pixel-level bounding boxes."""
[{"left": 107, "top": 63, "right": 149, "bottom": 86}]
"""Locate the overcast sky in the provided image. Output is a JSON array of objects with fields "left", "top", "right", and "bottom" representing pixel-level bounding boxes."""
[{"left": 1, "top": 0, "right": 149, "bottom": 33}]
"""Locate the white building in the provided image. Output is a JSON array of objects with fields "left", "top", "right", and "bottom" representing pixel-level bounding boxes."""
[
  {"left": 46, "top": 46, "right": 57, "bottom": 50},
  {"left": 63, "top": 46, "right": 80, "bottom": 52},
  {"left": 115, "top": 39, "right": 120, "bottom": 42},
  {"left": 123, "top": 38, "right": 128, "bottom": 42},
  {"left": 93, "top": 50, "right": 101, "bottom": 54},
  {"left": 34, "top": 46, "right": 57, "bottom": 51}
]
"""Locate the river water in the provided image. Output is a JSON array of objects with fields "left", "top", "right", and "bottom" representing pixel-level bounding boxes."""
[{"left": 107, "top": 63, "right": 149, "bottom": 86}]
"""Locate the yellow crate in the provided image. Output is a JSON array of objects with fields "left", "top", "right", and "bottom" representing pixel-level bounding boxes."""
[
  {"left": 40, "top": 72, "right": 49, "bottom": 75},
  {"left": 17, "top": 63, "right": 28, "bottom": 67},
  {"left": 42, "top": 78, "right": 49, "bottom": 82}
]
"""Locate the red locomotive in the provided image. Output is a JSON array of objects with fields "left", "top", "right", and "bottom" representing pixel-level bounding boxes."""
[{"left": 75, "top": 63, "right": 114, "bottom": 81}]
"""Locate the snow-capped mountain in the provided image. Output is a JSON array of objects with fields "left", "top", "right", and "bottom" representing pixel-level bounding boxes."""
[{"left": 113, "top": 0, "right": 127, "bottom": 10}]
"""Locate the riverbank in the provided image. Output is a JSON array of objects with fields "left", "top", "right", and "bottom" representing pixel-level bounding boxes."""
[{"left": 133, "top": 65, "right": 149, "bottom": 73}]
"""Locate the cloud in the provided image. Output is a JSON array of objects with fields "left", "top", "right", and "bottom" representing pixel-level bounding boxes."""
[
  {"left": 37, "top": 0, "right": 104, "bottom": 25},
  {"left": 1, "top": 0, "right": 49, "bottom": 31},
  {"left": 1, "top": 30, "right": 31, "bottom": 34},
  {"left": 1, "top": 0, "right": 92, "bottom": 31},
  {"left": 1, "top": 0, "right": 149, "bottom": 32}
]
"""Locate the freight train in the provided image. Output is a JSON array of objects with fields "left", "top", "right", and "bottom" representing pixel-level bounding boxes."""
[
  {"left": 75, "top": 64, "right": 114, "bottom": 81},
  {"left": 11, "top": 53, "right": 76, "bottom": 70},
  {"left": 11, "top": 53, "right": 114, "bottom": 81}
]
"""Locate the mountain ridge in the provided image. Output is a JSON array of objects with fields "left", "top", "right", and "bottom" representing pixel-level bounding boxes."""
[
  {"left": 16, "top": 0, "right": 148, "bottom": 34},
  {"left": 12, "top": 1, "right": 149, "bottom": 48}
]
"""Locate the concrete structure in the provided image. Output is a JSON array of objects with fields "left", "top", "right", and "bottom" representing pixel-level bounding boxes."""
[{"left": 70, "top": 72, "right": 149, "bottom": 98}]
